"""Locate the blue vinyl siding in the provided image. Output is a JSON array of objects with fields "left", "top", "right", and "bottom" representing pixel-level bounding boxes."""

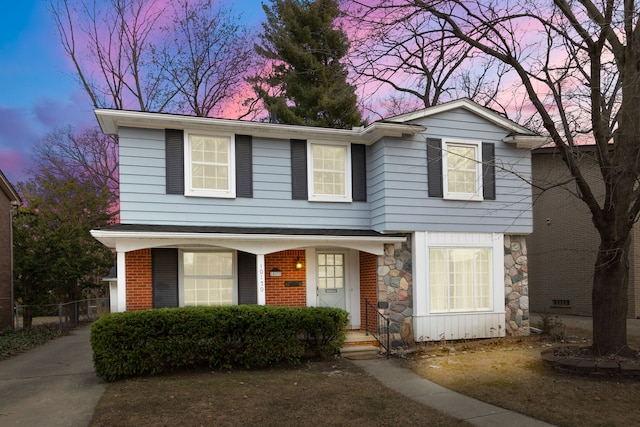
[
  {"left": 118, "top": 128, "right": 370, "bottom": 228},
  {"left": 369, "top": 109, "right": 532, "bottom": 234},
  {"left": 117, "top": 106, "right": 533, "bottom": 234}
]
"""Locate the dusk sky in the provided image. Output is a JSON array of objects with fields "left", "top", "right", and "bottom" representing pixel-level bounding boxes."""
[{"left": 0, "top": 0, "right": 266, "bottom": 186}]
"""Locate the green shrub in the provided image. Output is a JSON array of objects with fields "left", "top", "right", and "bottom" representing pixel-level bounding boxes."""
[{"left": 91, "top": 305, "right": 349, "bottom": 382}]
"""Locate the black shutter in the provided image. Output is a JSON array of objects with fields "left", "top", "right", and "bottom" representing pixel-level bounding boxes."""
[
  {"left": 166, "top": 129, "right": 184, "bottom": 195},
  {"left": 351, "top": 144, "right": 367, "bottom": 202},
  {"left": 291, "top": 139, "right": 308, "bottom": 200},
  {"left": 235, "top": 135, "right": 253, "bottom": 198},
  {"left": 426, "top": 138, "right": 443, "bottom": 198},
  {"left": 482, "top": 142, "right": 496, "bottom": 200},
  {"left": 237, "top": 251, "right": 257, "bottom": 305},
  {"left": 152, "top": 248, "right": 178, "bottom": 308}
]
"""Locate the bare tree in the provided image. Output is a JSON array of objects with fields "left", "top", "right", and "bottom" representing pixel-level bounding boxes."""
[
  {"left": 382, "top": 0, "right": 632, "bottom": 356},
  {"left": 50, "top": 0, "right": 258, "bottom": 117},
  {"left": 30, "top": 126, "right": 119, "bottom": 207},
  {"left": 344, "top": 1, "right": 509, "bottom": 116},
  {"left": 50, "top": 0, "right": 174, "bottom": 111},
  {"left": 157, "top": 0, "right": 258, "bottom": 117}
]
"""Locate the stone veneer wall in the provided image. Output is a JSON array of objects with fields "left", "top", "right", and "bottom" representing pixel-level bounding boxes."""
[
  {"left": 505, "top": 235, "right": 530, "bottom": 337},
  {"left": 376, "top": 233, "right": 531, "bottom": 349},
  {"left": 378, "top": 236, "right": 414, "bottom": 349}
]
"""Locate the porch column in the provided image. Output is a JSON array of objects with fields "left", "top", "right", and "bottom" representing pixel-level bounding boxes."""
[
  {"left": 116, "top": 251, "right": 127, "bottom": 312},
  {"left": 257, "top": 254, "right": 266, "bottom": 305}
]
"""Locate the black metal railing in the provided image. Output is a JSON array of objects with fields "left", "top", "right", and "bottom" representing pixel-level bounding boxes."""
[
  {"left": 365, "top": 298, "right": 390, "bottom": 359},
  {"left": 14, "top": 298, "right": 110, "bottom": 331}
]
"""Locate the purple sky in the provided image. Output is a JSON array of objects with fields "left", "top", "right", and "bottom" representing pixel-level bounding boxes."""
[{"left": 0, "top": 1, "right": 266, "bottom": 187}]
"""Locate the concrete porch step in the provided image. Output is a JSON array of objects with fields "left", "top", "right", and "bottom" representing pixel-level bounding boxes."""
[
  {"left": 340, "top": 330, "right": 381, "bottom": 359},
  {"left": 340, "top": 344, "right": 381, "bottom": 359},
  {"left": 343, "top": 330, "right": 378, "bottom": 345}
]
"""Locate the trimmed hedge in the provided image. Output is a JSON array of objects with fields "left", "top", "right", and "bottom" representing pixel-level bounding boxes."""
[{"left": 91, "top": 305, "right": 349, "bottom": 382}]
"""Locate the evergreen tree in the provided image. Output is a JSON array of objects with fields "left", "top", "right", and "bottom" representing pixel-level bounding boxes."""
[{"left": 253, "top": 0, "right": 362, "bottom": 128}]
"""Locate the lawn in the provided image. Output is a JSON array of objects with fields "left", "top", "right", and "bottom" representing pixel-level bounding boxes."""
[
  {"left": 89, "top": 319, "right": 640, "bottom": 427},
  {"left": 89, "top": 358, "right": 471, "bottom": 427},
  {"left": 407, "top": 322, "right": 640, "bottom": 427}
]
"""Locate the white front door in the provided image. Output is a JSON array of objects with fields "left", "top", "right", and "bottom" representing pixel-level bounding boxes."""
[{"left": 316, "top": 252, "right": 346, "bottom": 309}]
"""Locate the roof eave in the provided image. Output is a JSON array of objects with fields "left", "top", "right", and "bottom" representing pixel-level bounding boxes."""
[
  {"left": 0, "top": 170, "right": 21, "bottom": 203},
  {"left": 388, "top": 98, "right": 539, "bottom": 137},
  {"left": 503, "top": 135, "right": 551, "bottom": 149},
  {"left": 95, "top": 109, "right": 425, "bottom": 145}
]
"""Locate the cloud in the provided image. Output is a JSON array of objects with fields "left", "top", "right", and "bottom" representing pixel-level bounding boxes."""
[
  {"left": 0, "top": 89, "right": 96, "bottom": 185},
  {"left": 33, "top": 90, "right": 95, "bottom": 130},
  {"left": 0, "top": 107, "right": 39, "bottom": 184}
]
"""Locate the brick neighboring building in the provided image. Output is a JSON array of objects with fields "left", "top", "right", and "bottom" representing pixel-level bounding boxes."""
[
  {"left": 0, "top": 170, "right": 21, "bottom": 330},
  {"left": 528, "top": 146, "right": 640, "bottom": 319}
]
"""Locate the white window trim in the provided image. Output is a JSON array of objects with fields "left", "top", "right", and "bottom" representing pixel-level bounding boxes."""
[
  {"left": 442, "top": 139, "right": 483, "bottom": 201},
  {"left": 184, "top": 130, "right": 236, "bottom": 198},
  {"left": 423, "top": 232, "right": 503, "bottom": 315},
  {"left": 178, "top": 249, "right": 238, "bottom": 306},
  {"left": 307, "top": 140, "right": 352, "bottom": 202}
]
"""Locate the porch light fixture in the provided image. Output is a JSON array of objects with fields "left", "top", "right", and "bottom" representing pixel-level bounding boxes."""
[{"left": 295, "top": 257, "right": 303, "bottom": 270}]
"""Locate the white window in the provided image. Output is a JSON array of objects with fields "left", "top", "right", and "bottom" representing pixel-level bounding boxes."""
[
  {"left": 317, "top": 253, "right": 344, "bottom": 289},
  {"left": 423, "top": 232, "right": 502, "bottom": 315},
  {"left": 308, "top": 142, "right": 352, "bottom": 202},
  {"left": 182, "top": 251, "right": 235, "bottom": 306},
  {"left": 185, "top": 132, "right": 235, "bottom": 198},
  {"left": 430, "top": 247, "right": 492, "bottom": 313},
  {"left": 443, "top": 140, "right": 483, "bottom": 201}
]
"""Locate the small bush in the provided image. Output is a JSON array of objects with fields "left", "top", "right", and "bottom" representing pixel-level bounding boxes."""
[
  {"left": 539, "top": 313, "right": 566, "bottom": 341},
  {"left": 91, "top": 305, "right": 349, "bottom": 382}
]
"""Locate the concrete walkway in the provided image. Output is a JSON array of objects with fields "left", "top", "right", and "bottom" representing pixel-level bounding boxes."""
[
  {"left": 0, "top": 325, "right": 104, "bottom": 426},
  {"left": 352, "top": 314, "right": 640, "bottom": 427},
  {"left": 351, "top": 357, "right": 555, "bottom": 427}
]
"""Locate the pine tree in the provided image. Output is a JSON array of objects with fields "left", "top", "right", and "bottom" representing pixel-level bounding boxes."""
[{"left": 253, "top": 0, "right": 362, "bottom": 128}]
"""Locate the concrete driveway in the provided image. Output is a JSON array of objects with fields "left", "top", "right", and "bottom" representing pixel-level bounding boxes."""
[{"left": 0, "top": 325, "right": 104, "bottom": 426}]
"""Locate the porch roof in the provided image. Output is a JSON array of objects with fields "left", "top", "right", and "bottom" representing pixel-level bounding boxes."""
[{"left": 91, "top": 223, "right": 406, "bottom": 256}]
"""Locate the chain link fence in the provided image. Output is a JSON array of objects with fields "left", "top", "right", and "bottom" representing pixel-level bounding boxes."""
[{"left": 14, "top": 298, "right": 110, "bottom": 331}]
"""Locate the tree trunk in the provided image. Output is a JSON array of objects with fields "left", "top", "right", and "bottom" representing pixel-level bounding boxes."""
[{"left": 591, "top": 236, "right": 632, "bottom": 356}]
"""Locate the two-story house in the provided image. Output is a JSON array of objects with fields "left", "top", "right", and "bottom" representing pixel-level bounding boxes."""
[
  {"left": 0, "top": 169, "right": 21, "bottom": 330},
  {"left": 91, "top": 98, "right": 545, "bottom": 346}
]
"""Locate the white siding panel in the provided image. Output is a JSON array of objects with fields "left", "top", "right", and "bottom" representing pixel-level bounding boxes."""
[{"left": 413, "top": 312, "right": 506, "bottom": 341}]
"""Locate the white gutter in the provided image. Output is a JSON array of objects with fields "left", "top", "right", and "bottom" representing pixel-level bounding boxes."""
[{"left": 94, "top": 109, "right": 425, "bottom": 145}]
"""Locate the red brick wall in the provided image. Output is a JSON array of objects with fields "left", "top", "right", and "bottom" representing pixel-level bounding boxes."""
[
  {"left": 265, "top": 250, "right": 306, "bottom": 307},
  {"left": 126, "top": 249, "right": 153, "bottom": 310},
  {"left": 0, "top": 192, "right": 13, "bottom": 329},
  {"left": 360, "top": 252, "right": 378, "bottom": 332}
]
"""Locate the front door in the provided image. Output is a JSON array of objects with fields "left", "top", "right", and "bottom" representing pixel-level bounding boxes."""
[{"left": 316, "top": 252, "right": 346, "bottom": 310}]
